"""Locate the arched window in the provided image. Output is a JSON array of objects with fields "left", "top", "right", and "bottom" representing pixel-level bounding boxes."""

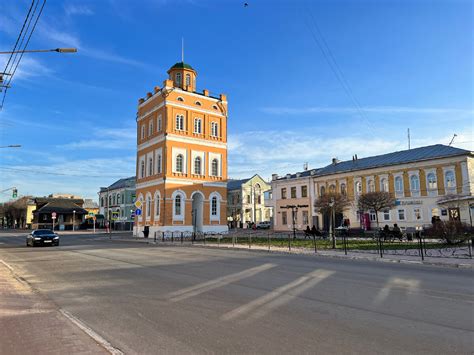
[
  {"left": 329, "top": 184, "right": 336, "bottom": 193},
  {"left": 211, "top": 196, "right": 218, "bottom": 216},
  {"left": 148, "top": 121, "right": 153, "bottom": 136},
  {"left": 141, "top": 125, "right": 145, "bottom": 139},
  {"left": 380, "top": 178, "right": 388, "bottom": 192},
  {"left": 427, "top": 173, "right": 437, "bottom": 189},
  {"left": 175, "top": 73, "right": 181, "bottom": 85},
  {"left": 140, "top": 160, "right": 145, "bottom": 178},
  {"left": 109, "top": 195, "right": 112, "bottom": 206},
  {"left": 117, "top": 194, "right": 121, "bottom": 204},
  {"left": 212, "top": 105, "right": 218, "bottom": 110},
  {"left": 175, "top": 195, "right": 182, "bottom": 216},
  {"left": 445, "top": 171, "right": 455, "bottom": 188},
  {"left": 340, "top": 183, "right": 347, "bottom": 196},
  {"left": 410, "top": 175, "right": 420, "bottom": 191},
  {"left": 176, "top": 154, "right": 184, "bottom": 173},
  {"left": 194, "top": 156, "right": 202, "bottom": 175},
  {"left": 157, "top": 115, "right": 162, "bottom": 131},
  {"left": 355, "top": 181, "right": 362, "bottom": 195},
  {"left": 113, "top": 194, "right": 116, "bottom": 205},
  {"left": 100, "top": 197, "right": 104, "bottom": 207},
  {"left": 210, "top": 122, "right": 218, "bottom": 137},
  {"left": 195, "top": 101, "right": 202, "bottom": 106},
  {"left": 177, "top": 96, "right": 184, "bottom": 102},
  {"left": 211, "top": 159, "right": 219, "bottom": 176},
  {"left": 320, "top": 186, "right": 325, "bottom": 196},
  {"left": 154, "top": 192, "right": 160, "bottom": 217},
  {"left": 148, "top": 157, "right": 153, "bottom": 176},
  {"left": 368, "top": 179, "right": 375, "bottom": 192},
  {"left": 185, "top": 74, "right": 191, "bottom": 86},
  {"left": 395, "top": 176, "right": 403, "bottom": 192},
  {"left": 146, "top": 195, "right": 152, "bottom": 218},
  {"left": 156, "top": 153, "right": 162, "bottom": 174}
]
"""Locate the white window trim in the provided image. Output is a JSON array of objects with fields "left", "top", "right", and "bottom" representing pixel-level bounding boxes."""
[
  {"left": 443, "top": 168, "right": 456, "bottom": 192},
  {"left": 157, "top": 114, "right": 162, "bottom": 132},
  {"left": 145, "top": 192, "right": 152, "bottom": 220},
  {"left": 208, "top": 153, "right": 221, "bottom": 177},
  {"left": 194, "top": 117, "right": 202, "bottom": 134},
  {"left": 176, "top": 114, "right": 185, "bottom": 131},
  {"left": 155, "top": 148, "right": 162, "bottom": 174},
  {"left": 154, "top": 191, "right": 161, "bottom": 219},
  {"left": 209, "top": 192, "right": 221, "bottom": 221},
  {"left": 394, "top": 174, "right": 404, "bottom": 196},
  {"left": 383, "top": 209, "right": 391, "bottom": 221},
  {"left": 210, "top": 121, "right": 219, "bottom": 137},
  {"left": 139, "top": 156, "right": 146, "bottom": 179},
  {"left": 172, "top": 190, "right": 186, "bottom": 221},
  {"left": 191, "top": 150, "right": 205, "bottom": 175},
  {"left": 172, "top": 148, "right": 187, "bottom": 174}
]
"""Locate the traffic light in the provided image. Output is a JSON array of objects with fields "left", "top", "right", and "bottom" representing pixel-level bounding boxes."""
[{"left": 12, "top": 188, "right": 17, "bottom": 198}]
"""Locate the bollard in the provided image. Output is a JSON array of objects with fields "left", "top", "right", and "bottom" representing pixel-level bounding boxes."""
[
  {"left": 343, "top": 233, "right": 347, "bottom": 256},
  {"left": 288, "top": 234, "right": 291, "bottom": 252},
  {"left": 171, "top": 232, "right": 174, "bottom": 243},
  {"left": 162, "top": 231, "right": 165, "bottom": 242},
  {"left": 181, "top": 232, "right": 183, "bottom": 244},
  {"left": 312, "top": 235, "right": 317, "bottom": 254},
  {"left": 154, "top": 231, "right": 157, "bottom": 243}
]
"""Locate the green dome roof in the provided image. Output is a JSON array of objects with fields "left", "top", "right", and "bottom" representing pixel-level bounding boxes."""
[{"left": 169, "top": 62, "right": 195, "bottom": 70}]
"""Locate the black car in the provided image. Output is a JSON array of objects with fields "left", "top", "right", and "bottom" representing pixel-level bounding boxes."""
[{"left": 26, "top": 229, "right": 60, "bottom": 247}]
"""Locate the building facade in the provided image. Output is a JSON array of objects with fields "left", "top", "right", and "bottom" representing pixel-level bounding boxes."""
[
  {"left": 272, "top": 145, "right": 474, "bottom": 231},
  {"left": 227, "top": 174, "right": 272, "bottom": 228},
  {"left": 99, "top": 176, "right": 136, "bottom": 230},
  {"left": 135, "top": 61, "right": 228, "bottom": 235}
]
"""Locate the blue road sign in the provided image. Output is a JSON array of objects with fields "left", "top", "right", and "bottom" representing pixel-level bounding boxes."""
[{"left": 135, "top": 208, "right": 142, "bottom": 216}]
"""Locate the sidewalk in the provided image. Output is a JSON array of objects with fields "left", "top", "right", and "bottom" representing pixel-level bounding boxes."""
[
  {"left": 0, "top": 262, "right": 111, "bottom": 355},
  {"left": 110, "top": 235, "right": 473, "bottom": 269}
]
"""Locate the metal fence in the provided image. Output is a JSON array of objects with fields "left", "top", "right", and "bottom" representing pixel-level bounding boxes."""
[{"left": 149, "top": 230, "right": 473, "bottom": 260}]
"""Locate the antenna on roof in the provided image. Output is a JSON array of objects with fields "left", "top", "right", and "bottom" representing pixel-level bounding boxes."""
[
  {"left": 407, "top": 128, "right": 411, "bottom": 150},
  {"left": 448, "top": 133, "right": 457, "bottom": 146},
  {"left": 181, "top": 37, "right": 184, "bottom": 62}
]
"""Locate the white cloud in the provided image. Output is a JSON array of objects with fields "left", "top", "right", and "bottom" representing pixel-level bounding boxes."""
[
  {"left": 64, "top": 4, "right": 94, "bottom": 16},
  {"left": 58, "top": 124, "right": 136, "bottom": 150},
  {"left": 228, "top": 128, "right": 473, "bottom": 181}
]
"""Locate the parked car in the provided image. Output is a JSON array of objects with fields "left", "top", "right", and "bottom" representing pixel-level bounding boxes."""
[
  {"left": 256, "top": 221, "right": 271, "bottom": 229},
  {"left": 26, "top": 229, "right": 60, "bottom": 247}
]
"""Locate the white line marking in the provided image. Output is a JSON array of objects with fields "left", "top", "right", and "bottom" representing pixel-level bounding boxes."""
[
  {"left": 59, "top": 309, "right": 124, "bottom": 355},
  {"left": 169, "top": 263, "right": 276, "bottom": 302},
  {"left": 0, "top": 259, "right": 14, "bottom": 272}
]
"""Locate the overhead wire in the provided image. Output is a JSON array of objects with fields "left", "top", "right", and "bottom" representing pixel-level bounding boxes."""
[
  {"left": 1, "top": 0, "right": 46, "bottom": 110},
  {"left": 302, "top": 2, "right": 377, "bottom": 136}
]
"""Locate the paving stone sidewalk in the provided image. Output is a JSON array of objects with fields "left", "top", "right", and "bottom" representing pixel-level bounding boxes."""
[{"left": 0, "top": 262, "right": 109, "bottom": 355}]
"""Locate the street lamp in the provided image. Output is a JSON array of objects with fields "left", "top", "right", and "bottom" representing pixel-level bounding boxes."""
[
  {"left": 329, "top": 198, "right": 336, "bottom": 248},
  {"left": 0, "top": 48, "right": 77, "bottom": 54},
  {"left": 72, "top": 210, "right": 76, "bottom": 232}
]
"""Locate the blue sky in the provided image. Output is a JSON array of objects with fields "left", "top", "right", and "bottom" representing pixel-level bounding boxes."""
[{"left": 0, "top": 0, "right": 472, "bottom": 202}]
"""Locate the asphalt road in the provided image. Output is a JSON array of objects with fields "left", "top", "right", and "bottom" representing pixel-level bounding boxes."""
[{"left": 0, "top": 231, "right": 472, "bottom": 354}]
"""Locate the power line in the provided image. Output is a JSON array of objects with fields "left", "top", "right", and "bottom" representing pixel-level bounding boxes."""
[
  {"left": 1, "top": 0, "right": 47, "bottom": 110},
  {"left": 303, "top": 2, "right": 376, "bottom": 135}
]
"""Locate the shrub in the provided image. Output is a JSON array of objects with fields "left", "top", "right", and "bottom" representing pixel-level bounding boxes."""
[{"left": 424, "top": 220, "right": 472, "bottom": 245}]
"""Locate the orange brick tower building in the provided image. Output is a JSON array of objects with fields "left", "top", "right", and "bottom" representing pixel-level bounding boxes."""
[{"left": 135, "top": 61, "right": 228, "bottom": 235}]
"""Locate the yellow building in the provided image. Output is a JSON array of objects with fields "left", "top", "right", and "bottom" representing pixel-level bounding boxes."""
[{"left": 135, "top": 61, "right": 228, "bottom": 235}]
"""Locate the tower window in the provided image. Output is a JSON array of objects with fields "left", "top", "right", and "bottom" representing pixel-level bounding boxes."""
[
  {"left": 194, "top": 156, "right": 202, "bottom": 175},
  {"left": 140, "top": 160, "right": 145, "bottom": 179},
  {"left": 194, "top": 118, "right": 202, "bottom": 134},
  {"left": 211, "top": 196, "right": 218, "bottom": 216},
  {"left": 212, "top": 105, "right": 218, "bottom": 110},
  {"left": 141, "top": 125, "right": 145, "bottom": 139},
  {"left": 211, "top": 122, "right": 218, "bottom": 137},
  {"left": 148, "top": 157, "right": 154, "bottom": 176},
  {"left": 156, "top": 152, "right": 162, "bottom": 174},
  {"left": 176, "top": 114, "right": 184, "bottom": 131},
  {"left": 211, "top": 158, "right": 219, "bottom": 176},
  {"left": 176, "top": 154, "right": 184, "bottom": 173},
  {"left": 148, "top": 121, "right": 153, "bottom": 136},
  {"left": 176, "top": 73, "right": 182, "bottom": 85},
  {"left": 395, "top": 176, "right": 403, "bottom": 192},
  {"left": 195, "top": 101, "right": 202, "bottom": 106},
  {"left": 157, "top": 114, "right": 162, "bottom": 132},
  {"left": 175, "top": 195, "right": 182, "bottom": 216},
  {"left": 185, "top": 74, "right": 191, "bottom": 86},
  {"left": 427, "top": 173, "right": 437, "bottom": 189},
  {"left": 445, "top": 170, "right": 455, "bottom": 188},
  {"left": 177, "top": 97, "right": 184, "bottom": 102}
]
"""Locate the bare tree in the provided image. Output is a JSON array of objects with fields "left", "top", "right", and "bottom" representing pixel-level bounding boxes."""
[
  {"left": 314, "top": 192, "right": 350, "bottom": 248},
  {"left": 357, "top": 192, "right": 396, "bottom": 228}
]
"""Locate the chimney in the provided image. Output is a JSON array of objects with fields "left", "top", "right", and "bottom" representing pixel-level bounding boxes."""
[
  {"left": 355, "top": 154, "right": 358, "bottom": 161},
  {"left": 332, "top": 158, "right": 340, "bottom": 165},
  {"left": 271, "top": 174, "right": 278, "bottom": 181},
  {"left": 203, "top": 89, "right": 209, "bottom": 96},
  {"left": 154, "top": 86, "right": 161, "bottom": 93},
  {"left": 146, "top": 92, "right": 152, "bottom": 99}
]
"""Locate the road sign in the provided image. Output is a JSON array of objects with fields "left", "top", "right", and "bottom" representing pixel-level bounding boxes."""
[
  {"left": 135, "top": 208, "right": 142, "bottom": 216},
  {"left": 52, "top": 212, "right": 57, "bottom": 219},
  {"left": 88, "top": 211, "right": 95, "bottom": 216},
  {"left": 134, "top": 200, "right": 142, "bottom": 209},
  {"left": 112, "top": 211, "right": 119, "bottom": 221}
]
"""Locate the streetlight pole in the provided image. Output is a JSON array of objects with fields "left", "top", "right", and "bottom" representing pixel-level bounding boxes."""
[
  {"left": 72, "top": 210, "right": 76, "bottom": 232},
  {"left": 0, "top": 48, "right": 77, "bottom": 54}
]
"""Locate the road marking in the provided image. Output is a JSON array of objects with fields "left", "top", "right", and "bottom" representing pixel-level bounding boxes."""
[
  {"left": 222, "top": 269, "right": 334, "bottom": 322},
  {"left": 59, "top": 309, "right": 124, "bottom": 355},
  {"left": 0, "top": 259, "right": 14, "bottom": 272},
  {"left": 169, "top": 263, "right": 276, "bottom": 302},
  {"left": 374, "top": 277, "right": 420, "bottom": 305}
]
